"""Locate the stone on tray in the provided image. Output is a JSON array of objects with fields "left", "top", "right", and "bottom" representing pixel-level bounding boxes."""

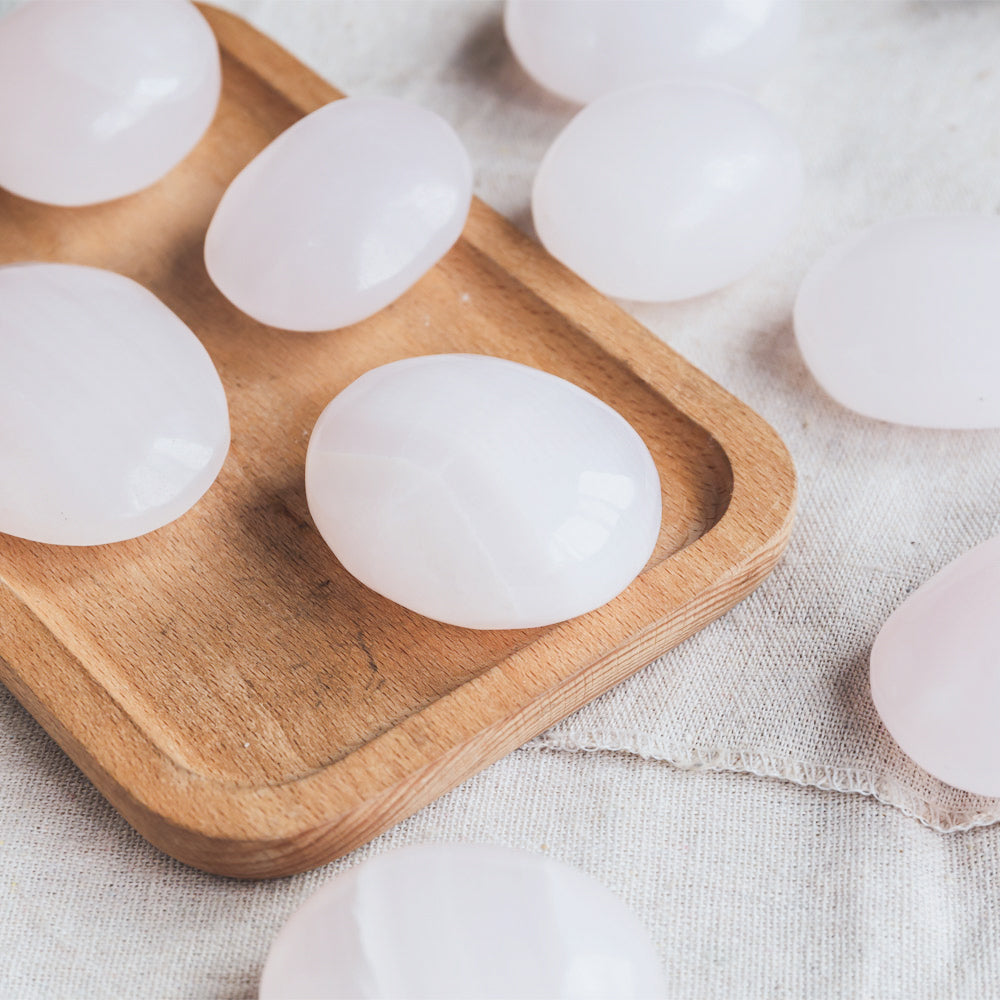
[
  {"left": 0, "top": 0, "right": 220, "bottom": 206},
  {"left": 532, "top": 81, "right": 802, "bottom": 302},
  {"left": 505, "top": 0, "right": 799, "bottom": 104},
  {"left": 0, "top": 263, "right": 229, "bottom": 545},
  {"left": 794, "top": 214, "right": 1000, "bottom": 428},
  {"left": 259, "top": 843, "right": 667, "bottom": 1000},
  {"left": 870, "top": 534, "right": 1000, "bottom": 796},
  {"left": 204, "top": 97, "right": 472, "bottom": 332},
  {"left": 305, "top": 354, "right": 662, "bottom": 630}
]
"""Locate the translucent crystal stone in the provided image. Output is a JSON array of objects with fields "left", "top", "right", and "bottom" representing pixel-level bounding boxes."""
[
  {"left": 259, "top": 843, "right": 667, "bottom": 1000},
  {"left": 0, "top": 263, "right": 229, "bottom": 545},
  {"left": 795, "top": 215, "right": 1000, "bottom": 428},
  {"left": 305, "top": 355, "right": 661, "bottom": 629},
  {"left": 532, "top": 81, "right": 802, "bottom": 302},
  {"left": 505, "top": 0, "right": 799, "bottom": 104},
  {"left": 871, "top": 535, "right": 1000, "bottom": 796},
  {"left": 0, "top": 0, "right": 220, "bottom": 206},
  {"left": 204, "top": 97, "right": 472, "bottom": 332}
]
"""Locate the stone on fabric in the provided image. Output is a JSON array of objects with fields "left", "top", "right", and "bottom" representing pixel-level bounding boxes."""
[
  {"left": 204, "top": 97, "right": 472, "bottom": 332},
  {"left": 505, "top": 0, "right": 799, "bottom": 104},
  {"left": 0, "top": 0, "right": 220, "bottom": 206},
  {"left": 871, "top": 535, "right": 1000, "bottom": 797},
  {"left": 0, "top": 263, "right": 229, "bottom": 545},
  {"left": 259, "top": 843, "right": 667, "bottom": 1000},
  {"left": 794, "top": 214, "right": 1000, "bottom": 428},
  {"left": 305, "top": 355, "right": 662, "bottom": 630},
  {"left": 532, "top": 81, "right": 802, "bottom": 302}
]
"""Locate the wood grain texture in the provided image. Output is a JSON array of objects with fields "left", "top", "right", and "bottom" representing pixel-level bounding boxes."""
[{"left": 0, "top": 5, "right": 796, "bottom": 878}]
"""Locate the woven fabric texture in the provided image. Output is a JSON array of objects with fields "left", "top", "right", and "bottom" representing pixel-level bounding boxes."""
[{"left": 4, "top": 690, "right": 1000, "bottom": 1000}]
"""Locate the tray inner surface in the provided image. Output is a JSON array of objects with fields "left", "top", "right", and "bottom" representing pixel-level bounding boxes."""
[{"left": 0, "top": 42, "right": 732, "bottom": 790}]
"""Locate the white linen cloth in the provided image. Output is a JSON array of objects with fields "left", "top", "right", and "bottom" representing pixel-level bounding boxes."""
[{"left": 3, "top": 1, "right": 1000, "bottom": 996}]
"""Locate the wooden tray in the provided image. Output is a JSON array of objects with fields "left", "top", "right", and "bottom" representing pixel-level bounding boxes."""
[{"left": 0, "top": 5, "right": 795, "bottom": 878}]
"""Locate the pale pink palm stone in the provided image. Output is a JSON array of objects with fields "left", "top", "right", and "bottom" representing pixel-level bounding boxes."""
[
  {"left": 794, "top": 215, "right": 1000, "bottom": 428},
  {"left": 204, "top": 97, "right": 473, "bottom": 332},
  {"left": 871, "top": 534, "right": 1000, "bottom": 796},
  {"left": 259, "top": 843, "right": 667, "bottom": 999},
  {"left": 0, "top": 0, "right": 220, "bottom": 206},
  {"left": 505, "top": 0, "right": 799, "bottom": 104}
]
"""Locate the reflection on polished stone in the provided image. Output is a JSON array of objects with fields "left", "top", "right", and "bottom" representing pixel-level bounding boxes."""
[
  {"left": 205, "top": 97, "right": 472, "bottom": 332},
  {"left": 0, "top": 263, "right": 229, "bottom": 545},
  {"left": 305, "top": 355, "right": 661, "bottom": 629},
  {"left": 0, "top": 0, "right": 220, "bottom": 205},
  {"left": 533, "top": 81, "right": 802, "bottom": 303}
]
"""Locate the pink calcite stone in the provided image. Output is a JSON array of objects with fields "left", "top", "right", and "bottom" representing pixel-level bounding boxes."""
[
  {"left": 505, "top": 0, "right": 799, "bottom": 104},
  {"left": 259, "top": 843, "right": 667, "bottom": 999},
  {"left": 0, "top": 0, "right": 220, "bottom": 206},
  {"left": 794, "top": 214, "right": 1000, "bottom": 428},
  {"left": 305, "top": 355, "right": 662, "bottom": 629},
  {"left": 870, "top": 535, "right": 1000, "bottom": 796},
  {"left": 532, "top": 81, "right": 802, "bottom": 302},
  {"left": 204, "top": 97, "right": 472, "bottom": 332}
]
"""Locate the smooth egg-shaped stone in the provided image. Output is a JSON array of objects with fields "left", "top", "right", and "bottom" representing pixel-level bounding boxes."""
[
  {"left": 305, "top": 355, "right": 661, "bottom": 629},
  {"left": 795, "top": 215, "right": 1000, "bottom": 428},
  {"left": 505, "top": 0, "right": 799, "bottom": 104},
  {"left": 871, "top": 535, "right": 1000, "bottom": 796},
  {"left": 532, "top": 81, "right": 802, "bottom": 302},
  {"left": 204, "top": 97, "right": 473, "bottom": 332},
  {"left": 0, "top": 263, "right": 229, "bottom": 545},
  {"left": 259, "top": 843, "right": 667, "bottom": 1000},
  {"left": 0, "top": 0, "right": 220, "bottom": 206}
]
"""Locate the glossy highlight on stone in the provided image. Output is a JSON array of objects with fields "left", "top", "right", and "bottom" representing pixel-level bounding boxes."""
[
  {"left": 204, "top": 97, "right": 473, "bottom": 332},
  {"left": 259, "top": 843, "right": 667, "bottom": 1000},
  {"left": 305, "top": 355, "right": 662, "bottom": 629},
  {"left": 505, "top": 0, "right": 799, "bottom": 104},
  {"left": 871, "top": 535, "right": 1000, "bottom": 797},
  {"left": 794, "top": 214, "right": 1000, "bottom": 428},
  {"left": 0, "top": 0, "right": 220, "bottom": 206},
  {"left": 532, "top": 81, "right": 802, "bottom": 303},
  {"left": 0, "top": 263, "right": 229, "bottom": 546}
]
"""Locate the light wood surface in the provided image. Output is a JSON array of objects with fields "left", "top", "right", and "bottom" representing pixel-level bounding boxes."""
[{"left": 0, "top": 5, "right": 796, "bottom": 878}]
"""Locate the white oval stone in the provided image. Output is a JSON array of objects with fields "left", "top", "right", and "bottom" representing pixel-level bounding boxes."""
[
  {"left": 204, "top": 97, "right": 473, "bottom": 332},
  {"left": 532, "top": 81, "right": 802, "bottom": 302},
  {"left": 505, "top": 0, "right": 799, "bottom": 104},
  {"left": 795, "top": 215, "right": 1000, "bottom": 428},
  {"left": 0, "top": 0, "right": 220, "bottom": 206},
  {"left": 871, "top": 535, "right": 1000, "bottom": 797},
  {"left": 305, "top": 355, "right": 661, "bottom": 629},
  {"left": 0, "top": 263, "right": 229, "bottom": 546},
  {"left": 259, "top": 843, "right": 667, "bottom": 1000}
]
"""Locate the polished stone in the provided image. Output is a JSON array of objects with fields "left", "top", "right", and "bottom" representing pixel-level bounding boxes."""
[
  {"left": 532, "top": 81, "right": 802, "bottom": 302},
  {"left": 871, "top": 534, "right": 1000, "bottom": 796},
  {"left": 259, "top": 843, "right": 667, "bottom": 999},
  {"left": 0, "top": 0, "right": 220, "bottom": 206},
  {"left": 0, "top": 263, "right": 229, "bottom": 545},
  {"left": 505, "top": 0, "right": 799, "bottom": 104},
  {"left": 795, "top": 214, "right": 1000, "bottom": 428},
  {"left": 305, "top": 355, "right": 662, "bottom": 629},
  {"left": 204, "top": 97, "right": 472, "bottom": 332}
]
